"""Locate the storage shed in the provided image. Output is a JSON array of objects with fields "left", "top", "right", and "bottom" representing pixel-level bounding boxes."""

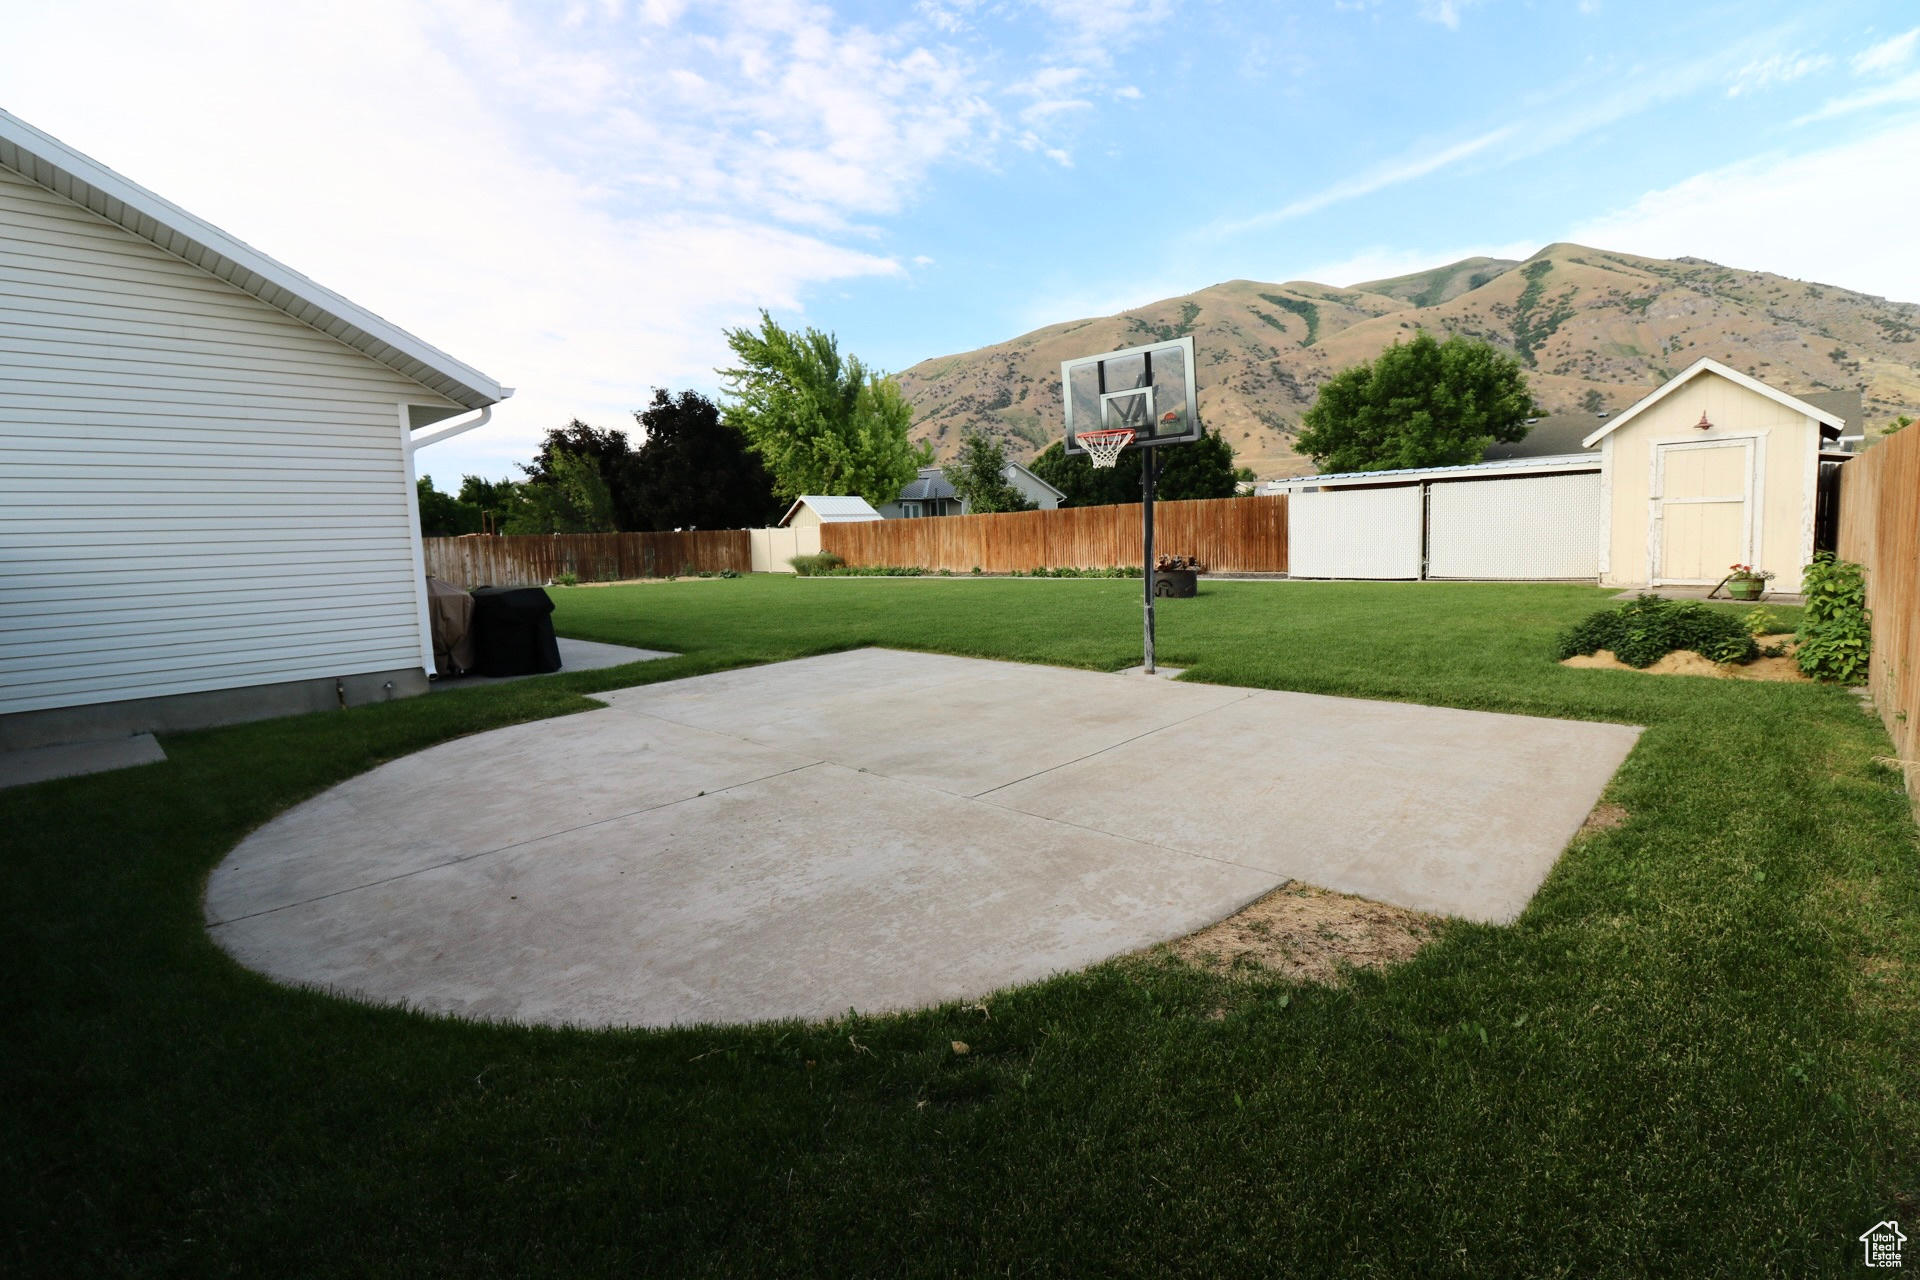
[
  {"left": 0, "top": 110, "right": 509, "bottom": 749},
  {"left": 1585, "top": 358, "right": 1844, "bottom": 594}
]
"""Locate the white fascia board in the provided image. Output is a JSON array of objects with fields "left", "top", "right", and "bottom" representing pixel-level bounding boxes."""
[
  {"left": 1582, "top": 358, "right": 1844, "bottom": 448},
  {"left": 0, "top": 108, "right": 508, "bottom": 411},
  {"left": 1269, "top": 455, "right": 1600, "bottom": 490}
]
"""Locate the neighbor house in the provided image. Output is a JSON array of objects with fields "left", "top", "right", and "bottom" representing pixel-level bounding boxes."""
[
  {"left": 877, "top": 462, "right": 1065, "bottom": 518},
  {"left": 0, "top": 110, "right": 509, "bottom": 749}
]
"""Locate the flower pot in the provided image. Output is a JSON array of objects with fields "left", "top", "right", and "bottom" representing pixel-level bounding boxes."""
[
  {"left": 1152, "top": 569, "right": 1198, "bottom": 598},
  {"left": 1726, "top": 578, "right": 1764, "bottom": 601}
]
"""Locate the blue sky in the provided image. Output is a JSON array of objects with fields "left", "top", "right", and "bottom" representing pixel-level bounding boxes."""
[{"left": 7, "top": 0, "right": 1920, "bottom": 481}]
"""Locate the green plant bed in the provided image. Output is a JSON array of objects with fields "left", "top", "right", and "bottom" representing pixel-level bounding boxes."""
[{"left": 1555, "top": 594, "right": 1760, "bottom": 667}]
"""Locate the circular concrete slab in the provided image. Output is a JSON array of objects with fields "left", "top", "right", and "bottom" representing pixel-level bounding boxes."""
[{"left": 205, "top": 649, "right": 1637, "bottom": 1029}]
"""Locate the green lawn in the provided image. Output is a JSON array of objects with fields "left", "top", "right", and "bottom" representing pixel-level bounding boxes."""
[{"left": 5, "top": 578, "right": 1916, "bottom": 1276}]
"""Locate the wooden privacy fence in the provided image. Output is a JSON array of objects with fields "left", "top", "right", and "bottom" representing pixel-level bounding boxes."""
[
  {"left": 820, "top": 495, "right": 1289, "bottom": 574},
  {"left": 1837, "top": 428, "right": 1920, "bottom": 816},
  {"left": 423, "top": 531, "right": 750, "bottom": 587}
]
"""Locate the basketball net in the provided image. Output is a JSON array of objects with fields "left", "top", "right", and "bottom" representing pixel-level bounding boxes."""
[{"left": 1079, "top": 428, "right": 1134, "bottom": 469}]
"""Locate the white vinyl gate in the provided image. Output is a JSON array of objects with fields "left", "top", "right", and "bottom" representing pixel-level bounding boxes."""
[
  {"left": 1287, "top": 487, "right": 1425, "bottom": 579},
  {"left": 1286, "top": 471, "right": 1601, "bottom": 581},
  {"left": 1426, "top": 472, "right": 1601, "bottom": 580}
]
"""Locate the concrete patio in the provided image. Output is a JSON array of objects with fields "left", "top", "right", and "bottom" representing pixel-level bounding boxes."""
[{"left": 206, "top": 649, "right": 1640, "bottom": 1029}]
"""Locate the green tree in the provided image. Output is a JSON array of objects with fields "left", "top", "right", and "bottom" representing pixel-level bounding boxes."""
[
  {"left": 628, "top": 389, "right": 781, "bottom": 530},
  {"left": 718, "top": 311, "right": 931, "bottom": 505},
  {"left": 521, "top": 420, "right": 644, "bottom": 530},
  {"left": 458, "top": 475, "right": 520, "bottom": 534},
  {"left": 943, "top": 430, "right": 1035, "bottom": 514},
  {"left": 1296, "top": 331, "right": 1535, "bottom": 473},
  {"left": 414, "top": 475, "right": 482, "bottom": 537},
  {"left": 1028, "top": 426, "right": 1241, "bottom": 507},
  {"left": 502, "top": 451, "right": 616, "bottom": 534}
]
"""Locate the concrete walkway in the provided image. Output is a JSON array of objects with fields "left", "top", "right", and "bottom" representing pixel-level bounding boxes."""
[
  {"left": 0, "top": 733, "right": 166, "bottom": 791},
  {"left": 206, "top": 650, "right": 1639, "bottom": 1029}
]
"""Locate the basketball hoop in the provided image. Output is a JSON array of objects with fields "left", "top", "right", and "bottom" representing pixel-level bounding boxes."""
[{"left": 1079, "top": 427, "right": 1134, "bottom": 469}]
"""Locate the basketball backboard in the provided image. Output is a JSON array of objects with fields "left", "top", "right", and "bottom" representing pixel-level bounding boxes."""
[{"left": 1061, "top": 335, "right": 1200, "bottom": 456}]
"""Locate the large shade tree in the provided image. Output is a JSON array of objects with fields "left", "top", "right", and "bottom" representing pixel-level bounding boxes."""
[
  {"left": 628, "top": 388, "right": 781, "bottom": 530},
  {"left": 519, "top": 419, "right": 644, "bottom": 530},
  {"left": 718, "top": 311, "right": 930, "bottom": 506},
  {"left": 1295, "top": 330, "right": 1536, "bottom": 473}
]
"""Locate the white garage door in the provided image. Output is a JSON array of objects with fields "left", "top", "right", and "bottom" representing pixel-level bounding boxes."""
[
  {"left": 1426, "top": 473, "right": 1601, "bottom": 580},
  {"left": 1287, "top": 487, "right": 1424, "bottom": 579}
]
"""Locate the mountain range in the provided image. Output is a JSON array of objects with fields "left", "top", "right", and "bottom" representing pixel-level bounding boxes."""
[{"left": 894, "top": 244, "right": 1920, "bottom": 478}]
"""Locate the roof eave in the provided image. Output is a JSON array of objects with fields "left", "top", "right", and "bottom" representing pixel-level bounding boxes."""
[{"left": 0, "top": 108, "right": 507, "bottom": 410}]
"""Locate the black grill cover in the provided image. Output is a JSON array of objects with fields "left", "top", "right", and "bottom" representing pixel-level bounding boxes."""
[{"left": 469, "top": 586, "right": 562, "bottom": 677}]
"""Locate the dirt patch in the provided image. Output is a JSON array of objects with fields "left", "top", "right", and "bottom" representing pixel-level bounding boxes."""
[
  {"left": 1166, "top": 882, "right": 1439, "bottom": 984},
  {"left": 1560, "top": 634, "right": 1810, "bottom": 683},
  {"left": 1581, "top": 802, "right": 1629, "bottom": 833}
]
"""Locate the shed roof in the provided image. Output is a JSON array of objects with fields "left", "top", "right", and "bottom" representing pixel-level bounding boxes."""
[
  {"left": 1581, "top": 358, "right": 1843, "bottom": 448},
  {"left": 780, "top": 495, "right": 883, "bottom": 525},
  {"left": 0, "top": 108, "right": 509, "bottom": 411},
  {"left": 1264, "top": 453, "right": 1600, "bottom": 492}
]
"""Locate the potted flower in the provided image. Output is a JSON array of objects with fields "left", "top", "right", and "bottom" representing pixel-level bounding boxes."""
[{"left": 1724, "top": 564, "right": 1774, "bottom": 601}]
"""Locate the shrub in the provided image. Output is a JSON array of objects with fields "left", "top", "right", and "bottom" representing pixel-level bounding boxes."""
[
  {"left": 1796, "top": 553, "right": 1870, "bottom": 683},
  {"left": 788, "top": 552, "right": 846, "bottom": 576},
  {"left": 553, "top": 571, "right": 579, "bottom": 587},
  {"left": 823, "top": 565, "right": 924, "bottom": 577},
  {"left": 1555, "top": 594, "right": 1758, "bottom": 668}
]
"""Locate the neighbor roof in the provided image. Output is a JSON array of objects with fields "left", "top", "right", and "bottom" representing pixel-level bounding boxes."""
[
  {"left": 1582, "top": 357, "right": 1843, "bottom": 448},
  {"left": 0, "top": 108, "right": 509, "bottom": 411},
  {"left": 898, "top": 469, "right": 959, "bottom": 502},
  {"left": 780, "top": 495, "right": 883, "bottom": 525},
  {"left": 1482, "top": 413, "right": 1604, "bottom": 461}
]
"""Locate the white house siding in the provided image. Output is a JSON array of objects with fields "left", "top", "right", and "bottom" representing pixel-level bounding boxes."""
[{"left": 0, "top": 162, "right": 458, "bottom": 717}]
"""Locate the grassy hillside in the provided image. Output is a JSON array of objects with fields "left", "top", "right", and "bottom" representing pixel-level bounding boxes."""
[{"left": 897, "top": 244, "right": 1920, "bottom": 479}]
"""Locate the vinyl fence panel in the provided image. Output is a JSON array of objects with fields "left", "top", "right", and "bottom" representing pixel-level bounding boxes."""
[
  {"left": 1426, "top": 473, "right": 1602, "bottom": 580},
  {"left": 1286, "top": 488, "right": 1424, "bottom": 579}
]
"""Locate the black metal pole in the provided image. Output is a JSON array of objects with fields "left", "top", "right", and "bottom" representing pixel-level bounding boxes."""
[{"left": 1142, "top": 448, "right": 1157, "bottom": 674}]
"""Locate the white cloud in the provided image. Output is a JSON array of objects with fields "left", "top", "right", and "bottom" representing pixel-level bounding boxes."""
[
  {"left": 1854, "top": 27, "right": 1919, "bottom": 74},
  {"left": 1204, "top": 40, "right": 1782, "bottom": 236},
  {"left": 1726, "top": 52, "right": 1831, "bottom": 97},
  {"left": 1027, "top": 0, "right": 1173, "bottom": 58},
  {"left": 1044, "top": 148, "right": 1075, "bottom": 167},
  {"left": 1569, "top": 117, "right": 1920, "bottom": 305},
  {"left": 913, "top": 254, "right": 936, "bottom": 266},
  {"left": 1215, "top": 125, "right": 1518, "bottom": 231},
  {"left": 1796, "top": 69, "right": 1920, "bottom": 122},
  {"left": 1419, "top": 0, "right": 1465, "bottom": 29},
  {"left": 0, "top": 0, "right": 1004, "bottom": 478}
]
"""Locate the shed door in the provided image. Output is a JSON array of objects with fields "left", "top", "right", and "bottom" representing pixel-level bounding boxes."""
[{"left": 1652, "top": 441, "right": 1752, "bottom": 584}]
